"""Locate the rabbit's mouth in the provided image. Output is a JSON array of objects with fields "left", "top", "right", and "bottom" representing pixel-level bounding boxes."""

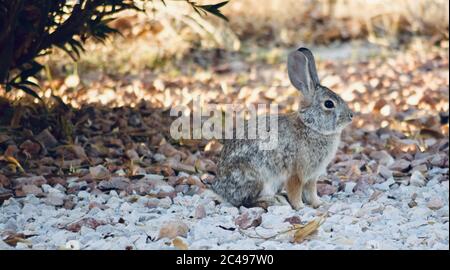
[{"left": 340, "top": 111, "right": 354, "bottom": 125}]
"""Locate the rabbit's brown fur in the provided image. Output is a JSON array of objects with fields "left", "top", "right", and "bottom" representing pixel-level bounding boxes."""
[{"left": 212, "top": 48, "right": 353, "bottom": 210}]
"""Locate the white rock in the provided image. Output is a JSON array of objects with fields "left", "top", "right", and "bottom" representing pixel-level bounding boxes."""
[
  {"left": 370, "top": 150, "right": 395, "bottom": 166},
  {"left": 427, "top": 197, "right": 444, "bottom": 210},
  {"left": 267, "top": 205, "right": 292, "bottom": 216},
  {"left": 157, "top": 197, "right": 172, "bottom": 209},
  {"left": 374, "top": 178, "right": 395, "bottom": 191},
  {"left": 143, "top": 174, "right": 165, "bottom": 181},
  {"left": 344, "top": 182, "right": 357, "bottom": 194},
  {"left": 77, "top": 190, "right": 90, "bottom": 200},
  {"left": 410, "top": 171, "right": 426, "bottom": 187},
  {"left": 219, "top": 206, "right": 239, "bottom": 217},
  {"left": 65, "top": 240, "right": 81, "bottom": 250},
  {"left": 45, "top": 192, "right": 65, "bottom": 206}
]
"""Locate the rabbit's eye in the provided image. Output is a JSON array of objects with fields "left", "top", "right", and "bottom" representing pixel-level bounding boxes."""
[{"left": 324, "top": 100, "right": 335, "bottom": 109}]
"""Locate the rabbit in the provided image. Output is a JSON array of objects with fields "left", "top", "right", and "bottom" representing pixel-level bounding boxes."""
[{"left": 211, "top": 47, "right": 353, "bottom": 210}]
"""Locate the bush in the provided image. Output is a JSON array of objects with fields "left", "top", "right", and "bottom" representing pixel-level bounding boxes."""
[{"left": 0, "top": 0, "right": 228, "bottom": 98}]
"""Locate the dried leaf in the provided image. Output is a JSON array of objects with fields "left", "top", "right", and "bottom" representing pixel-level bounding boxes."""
[
  {"left": 293, "top": 215, "right": 326, "bottom": 243},
  {"left": 172, "top": 238, "right": 188, "bottom": 250},
  {"left": 0, "top": 155, "right": 25, "bottom": 173}
]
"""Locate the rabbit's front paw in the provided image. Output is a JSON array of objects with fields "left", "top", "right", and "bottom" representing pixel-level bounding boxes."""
[
  {"left": 310, "top": 198, "right": 324, "bottom": 208},
  {"left": 303, "top": 190, "right": 324, "bottom": 208},
  {"left": 290, "top": 199, "right": 305, "bottom": 211}
]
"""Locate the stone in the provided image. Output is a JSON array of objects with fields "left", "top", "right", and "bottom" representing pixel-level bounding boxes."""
[
  {"left": 89, "top": 165, "right": 110, "bottom": 180},
  {"left": 45, "top": 192, "right": 65, "bottom": 206},
  {"left": 194, "top": 205, "right": 206, "bottom": 219},
  {"left": 373, "top": 178, "right": 395, "bottom": 191},
  {"left": 21, "top": 185, "right": 43, "bottom": 196},
  {"left": 98, "top": 177, "right": 130, "bottom": 191},
  {"left": 13, "top": 176, "right": 47, "bottom": 187},
  {"left": 389, "top": 159, "right": 411, "bottom": 172},
  {"left": 66, "top": 217, "right": 106, "bottom": 233},
  {"left": 158, "top": 197, "right": 172, "bottom": 209},
  {"left": 317, "top": 183, "right": 337, "bottom": 196},
  {"left": 0, "top": 174, "right": 10, "bottom": 187},
  {"left": 378, "top": 165, "right": 393, "bottom": 179},
  {"left": 36, "top": 129, "right": 59, "bottom": 149},
  {"left": 370, "top": 150, "right": 395, "bottom": 166},
  {"left": 344, "top": 182, "right": 357, "bottom": 194},
  {"left": 410, "top": 171, "right": 426, "bottom": 187},
  {"left": 427, "top": 198, "right": 444, "bottom": 210},
  {"left": 235, "top": 208, "right": 264, "bottom": 229},
  {"left": 283, "top": 215, "right": 302, "bottom": 225}
]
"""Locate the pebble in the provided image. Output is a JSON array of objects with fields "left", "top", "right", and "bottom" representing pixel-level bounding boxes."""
[
  {"left": 344, "top": 182, "right": 357, "bottom": 193},
  {"left": 373, "top": 178, "right": 395, "bottom": 191},
  {"left": 410, "top": 171, "right": 426, "bottom": 187},
  {"left": 194, "top": 205, "right": 207, "bottom": 219},
  {"left": 235, "top": 208, "right": 264, "bottom": 229},
  {"left": 389, "top": 159, "right": 411, "bottom": 171},
  {"left": 370, "top": 150, "right": 395, "bottom": 166},
  {"left": 45, "top": 192, "right": 65, "bottom": 206},
  {"left": 21, "top": 185, "right": 43, "bottom": 196},
  {"left": 0, "top": 172, "right": 447, "bottom": 250},
  {"left": 427, "top": 197, "right": 444, "bottom": 210},
  {"left": 158, "top": 197, "right": 173, "bottom": 209}
]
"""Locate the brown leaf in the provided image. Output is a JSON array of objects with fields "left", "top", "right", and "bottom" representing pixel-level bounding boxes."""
[
  {"left": 204, "top": 140, "right": 223, "bottom": 154},
  {"left": 293, "top": 215, "right": 326, "bottom": 243},
  {"left": 0, "top": 156, "right": 25, "bottom": 173},
  {"left": 158, "top": 220, "right": 189, "bottom": 240},
  {"left": 172, "top": 237, "right": 188, "bottom": 250},
  {"left": 3, "top": 233, "right": 32, "bottom": 247}
]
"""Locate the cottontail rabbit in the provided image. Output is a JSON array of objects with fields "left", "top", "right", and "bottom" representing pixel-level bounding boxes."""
[{"left": 212, "top": 48, "right": 353, "bottom": 210}]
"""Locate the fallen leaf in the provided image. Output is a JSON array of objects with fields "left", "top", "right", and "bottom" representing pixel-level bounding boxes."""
[
  {"left": 293, "top": 215, "right": 326, "bottom": 243},
  {"left": 3, "top": 233, "right": 32, "bottom": 247},
  {"left": 0, "top": 156, "right": 25, "bottom": 173},
  {"left": 158, "top": 220, "right": 189, "bottom": 239},
  {"left": 172, "top": 238, "right": 188, "bottom": 250}
]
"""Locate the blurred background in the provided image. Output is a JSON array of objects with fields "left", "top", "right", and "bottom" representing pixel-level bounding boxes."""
[{"left": 8, "top": 0, "right": 445, "bottom": 108}]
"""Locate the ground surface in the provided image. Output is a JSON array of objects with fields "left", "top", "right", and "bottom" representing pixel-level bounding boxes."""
[{"left": 0, "top": 41, "right": 449, "bottom": 250}]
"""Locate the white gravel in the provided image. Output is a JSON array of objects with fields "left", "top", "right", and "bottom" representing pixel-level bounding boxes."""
[{"left": 0, "top": 179, "right": 448, "bottom": 250}]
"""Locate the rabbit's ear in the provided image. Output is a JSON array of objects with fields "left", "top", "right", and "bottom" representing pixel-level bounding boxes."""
[
  {"left": 297, "top": 47, "right": 320, "bottom": 86},
  {"left": 287, "top": 49, "right": 318, "bottom": 103}
]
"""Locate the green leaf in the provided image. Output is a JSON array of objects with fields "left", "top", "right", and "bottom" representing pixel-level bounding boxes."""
[
  {"left": 19, "top": 80, "right": 41, "bottom": 89},
  {"left": 197, "top": 1, "right": 229, "bottom": 21}
]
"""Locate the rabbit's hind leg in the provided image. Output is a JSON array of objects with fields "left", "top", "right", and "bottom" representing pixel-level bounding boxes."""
[
  {"left": 255, "top": 194, "right": 290, "bottom": 209},
  {"left": 286, "top": 175, "right": 305, "bottom": 210},
  {"left": 212, "top": 172, "right": 263, "bottom": 208}
]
